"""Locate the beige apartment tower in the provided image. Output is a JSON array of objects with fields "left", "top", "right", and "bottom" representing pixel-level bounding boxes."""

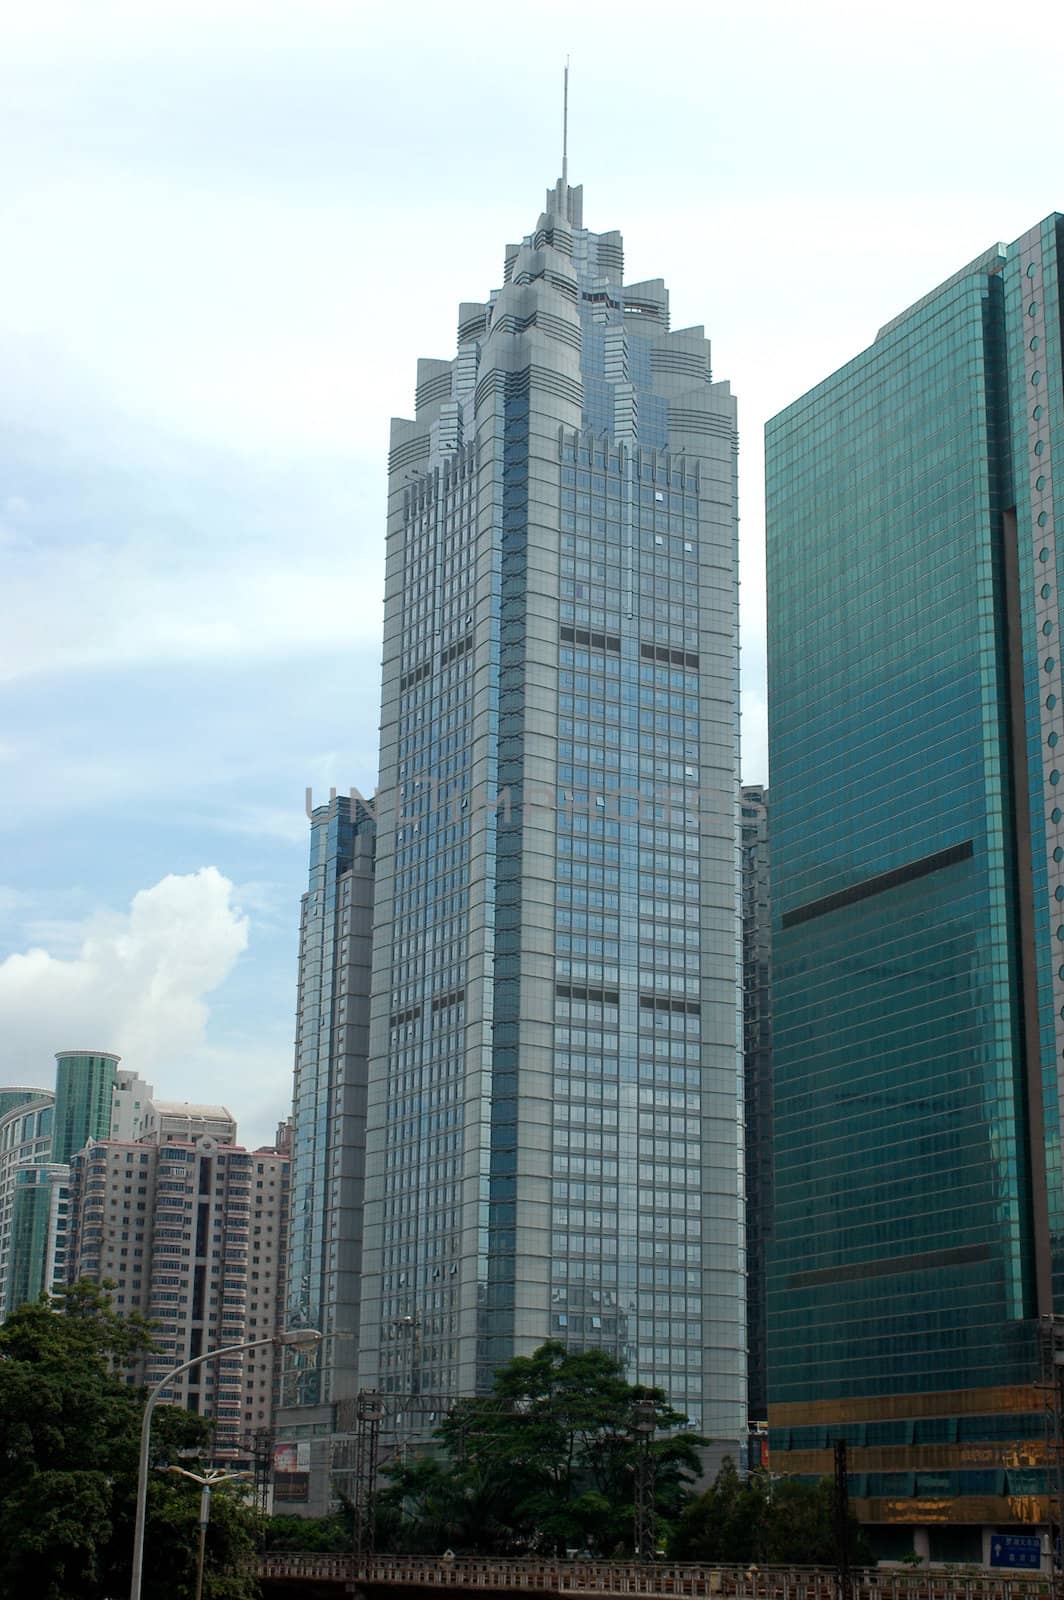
[{"left": 66, "top": 1107, "right": 290, "bottom": 1447}]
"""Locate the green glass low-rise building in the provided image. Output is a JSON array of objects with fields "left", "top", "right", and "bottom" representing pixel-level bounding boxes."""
[{"left": 766, "top": 214, "right": 1064, "bottom": 1561}]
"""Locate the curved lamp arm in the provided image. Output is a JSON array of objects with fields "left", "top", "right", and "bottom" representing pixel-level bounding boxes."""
[{"left": 130, "top": 1329, "right": 320, "bottom": 1600}]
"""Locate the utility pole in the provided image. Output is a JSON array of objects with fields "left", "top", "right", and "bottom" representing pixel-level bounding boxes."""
[
  {"left": 251, "top": 1427, "right": 273, "bottom": 1514},
  {"left": 632, "top": 1399, "right": 657, "bottom": 1561},
  {"left": 833, "top": 1439, "right": 852, "bottom": 1600},
  {"left": 353, "top": 1389, "right": 385, "bottom": 1568}
]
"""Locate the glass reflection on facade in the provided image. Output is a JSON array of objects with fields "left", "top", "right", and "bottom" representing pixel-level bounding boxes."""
[
  {"left": 52, "top": 1050, "right": 119, "bottom": 1166},
  {"left": 278, "top": 796, "right": 375, "bottom": 1460},
  {"left": 0, "top": 1094, "right": 55, "bottom": 1317},
  {"left": 766, "top": 214, "right": 1064, "bottom": 1547},
  {"left": 5, "top": 1163, "right": 69, "bottom": 1315},
  {"left": 358, "top": 171, "right": 743, "bottom": 1453},
  {"left": 741, "top": 784, "right": 772, "bottom": 1426}
]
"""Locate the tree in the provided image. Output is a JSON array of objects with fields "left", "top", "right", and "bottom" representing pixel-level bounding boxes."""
[
  {"left": 378, "top": 1341, "right": 705, "bottom": 1557},
  {"left": 670, "top": 1461, "right": 872, "bottom": 1567},
  {"left": 0, "top": 1281, "right": 150, "bottom": 1599},
  {"left": 137, "top": 1475, "right": 264, "bottom": 1600},
  {"left": 264, "top": 1510, "right": 353, "bottom": 1553},
  {"left": 0, "top": 1281, "right": 262, "bottom": 1600},
  {"left": 669, "top": 1457, "right": 758, "bottom": 1563},
  {"left": 761, "top": 1475, "right": 871, "bottom": 1567}
]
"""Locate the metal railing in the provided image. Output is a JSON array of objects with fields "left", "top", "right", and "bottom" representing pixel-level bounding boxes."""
[{"left": 259, "top": 1554, "right": 1054, "bottom": 1598}]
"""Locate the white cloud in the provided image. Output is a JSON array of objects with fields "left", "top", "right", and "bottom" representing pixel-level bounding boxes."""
[
  {"left": 188, "top": 1039, "right": 295, "bottom": 1150},
  {"left": 0, "top": 867, "right": 248, "bottom": 1077},
  {"left": 0, "top": 504, "right": 384, "bottom": 686},
  {"left": 229, "top": 879, "right": 287, "bottom": 918},
  {"left": 187, "top": 804, "right": 310, "bottom": 846}
]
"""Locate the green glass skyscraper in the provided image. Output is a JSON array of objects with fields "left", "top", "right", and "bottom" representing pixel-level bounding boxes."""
[
  {"left": 52, "top": 1051, "right": 120, "bottom": 1165},
  {"left": 766, "top": 214, "right": 1064, "bottom": 1562}
]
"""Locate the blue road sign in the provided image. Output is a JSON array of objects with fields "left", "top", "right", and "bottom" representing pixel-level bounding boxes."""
[{"left": 989, "top": 1533, "right": 1042, "bottom": 1570}]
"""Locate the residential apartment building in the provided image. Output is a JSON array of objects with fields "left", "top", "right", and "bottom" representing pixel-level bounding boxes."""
[
  {"left": 110, "top": 1069, "right": 155, "bottom": 1142},
  {"left": 66, "top": 1111, "right": 289, "bottom": 1448},
  {"left": 245, "top": 1128, "right": 291, "bottom": 1433}
]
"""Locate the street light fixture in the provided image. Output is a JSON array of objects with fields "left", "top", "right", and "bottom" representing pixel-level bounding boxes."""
[
  {"left": 167, "top": 1466, "right": 249, "bottom": 1600},
  {"left": 129, "top": 1327, "right": 321, "bottom": 1600}
]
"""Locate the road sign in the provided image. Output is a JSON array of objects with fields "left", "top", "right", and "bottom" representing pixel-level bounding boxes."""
[{"left": 990, "top": 1533, "right": 1042, "bottom": 1570}]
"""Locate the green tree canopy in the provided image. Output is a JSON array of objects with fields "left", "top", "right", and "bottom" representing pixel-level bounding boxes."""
[
  {"left": 670, "top": 1459, "right": 872, "bottom": 1567},
  {"left": 0, "top": 1280, "right": 262, "bottom": 1600},
  {"left": 379, "top": 1341, "right": 705, "bottom": 1558},
  {"left": 264, "top": 1510, "right": 353, "bottom": 1552}
]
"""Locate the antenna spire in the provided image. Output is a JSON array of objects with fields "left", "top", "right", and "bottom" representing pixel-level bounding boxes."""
[{"left": 562, "top": 57, "right": 569, "bottom": 185}]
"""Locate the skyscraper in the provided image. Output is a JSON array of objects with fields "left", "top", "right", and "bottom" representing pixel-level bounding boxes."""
[
  {"left": 275, "top": 794, "right": 375, "bottom": 1507},
  {"left": 357, "top": 167, "right": 744, "bottom": 1456},
  {"left": 766, "top": 214, "right": 1064, "bottom": 1561},
  {"left": 52, "top": 1050, "right": 120, "bottom": 1165},
  {"left": 740, "top": 784, "right": 772, "bottom": 1431}
]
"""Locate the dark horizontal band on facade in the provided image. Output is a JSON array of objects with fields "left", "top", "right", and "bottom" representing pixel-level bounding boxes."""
[
  {"left": 781, "top": 838, "right": 974, "bottom": 929},
  {"left": 388, "top": 1003, "right": 422, "bottom": 1029},
  {"left": 787, "top": 1240, "right": 991, "bottom": 1290},
  {"left": 399, "top": 659, "right": 431, "bottom": 693},
  {"left": 560, "top": 625, "right": 621, "bottom": 653},
  {"left": 639, "top": 995, "right": 701, "bottom": 1016},
  {"left": 440, "top": 634, "right": 472, "bottom": 669},
  {"left": 640, "top": 642, "right": 700, "bottom": 670},
  {"left": 430, "top": 988, "right": 465, "bottom": 1013},
  {"left": 556, "top": 983, "right": 620, "bottom": 1006}
]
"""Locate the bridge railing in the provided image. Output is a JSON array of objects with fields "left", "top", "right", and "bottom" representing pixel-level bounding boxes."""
[{"left": 260, "top": 1553, "right": 1053, "bottom": 1598}]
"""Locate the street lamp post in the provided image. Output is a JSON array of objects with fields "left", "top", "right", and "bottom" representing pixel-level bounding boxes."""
[
  {"left": 167, "top": 1467, "right": 248, "bottom": 1600},
  {"left": 129, "top": 1327, "right": 321, "bottom": 1600}
]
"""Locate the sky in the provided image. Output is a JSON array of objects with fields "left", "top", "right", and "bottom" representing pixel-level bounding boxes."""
[{"left": 2, "top": 0, "right": 1064, "bottom": 1146}]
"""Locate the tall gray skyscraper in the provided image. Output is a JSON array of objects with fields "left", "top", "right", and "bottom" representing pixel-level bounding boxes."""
[{"left": 357, "top": 168, "right": 744, "bottom": 1452}]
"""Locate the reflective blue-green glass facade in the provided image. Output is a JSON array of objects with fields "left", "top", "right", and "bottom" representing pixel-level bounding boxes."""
[
  {"left": 741, "top": 784, "right": 772, "bottom": 1425},
  {"left": 52, "top": 1051, "right": 119, "bottom": 1165},
  {"left": 279, "top": 796, "right": 375, "bottom": 1444},
  {"left": 766, "top": 215, "right": 1064, "bottom": 1539},
  {"left": 5, "top": 1163, "right": 69, "bottom": 1315}
]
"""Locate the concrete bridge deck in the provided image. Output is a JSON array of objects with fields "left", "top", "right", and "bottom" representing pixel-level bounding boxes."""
[{"left": 260, "top": 1554, "right": 1052, "bottom": 1600}]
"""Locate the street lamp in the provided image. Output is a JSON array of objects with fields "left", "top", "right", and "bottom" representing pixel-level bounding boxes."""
[
  {"left": 167, "top": 1466, "right": 249, "bottom": 1600},
  {"left": 129, "top": 1327, "right": 321, "bottom": 1600}
]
